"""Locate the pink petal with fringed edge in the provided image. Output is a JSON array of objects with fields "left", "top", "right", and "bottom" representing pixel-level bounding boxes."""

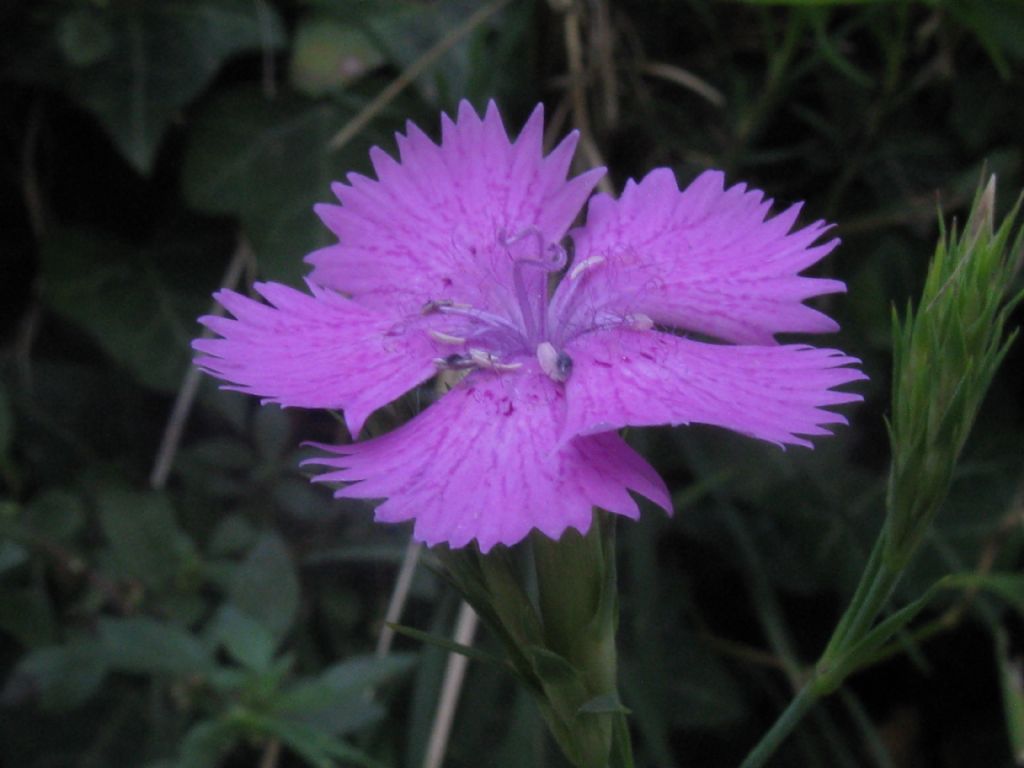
[
  {"left": 554, "top": 168, "right": 845, "bottom": 345},
  {"left": 193, "top": 282, "right": 438, "bottom": 437},
  {"left": 307, "top": 100, "right": 603, "bottom": 316},
  {"left": 563, "top": 328, "right": 866, "bottom": 448},
  {"left": 305, "top": 369, "right": 670, "bottom": 552}
]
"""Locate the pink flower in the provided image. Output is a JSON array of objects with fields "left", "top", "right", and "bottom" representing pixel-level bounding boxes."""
[{"left": 194, "top": 101, "right": 864, "bottom": 552}]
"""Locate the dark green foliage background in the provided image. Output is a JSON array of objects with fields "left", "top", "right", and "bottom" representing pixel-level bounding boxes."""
[{"left": 1, "top": 0, "right": 1023, "bottom": 766}]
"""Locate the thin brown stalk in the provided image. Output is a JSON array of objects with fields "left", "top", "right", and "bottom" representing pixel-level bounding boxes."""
[
  {"left": 258, "top": 738, "right": 281, "bottom": 768},
  {"left": 376, "top": 541, "right": 423, "bottom": 658},
  {"left": 563, "top": 6, "right": 613, "bottom": 194},
  {"left": 148, "top": 237, "right": 254, "bottom": 490},
  {"left": 640, "top": 61, "right": 726, "bottom": 108},
  {"left": 326, "top": 0, "right": 513, "bottom": 153},
  {"left": 422, "top": 602, "right": 479, "bottom": 768}
]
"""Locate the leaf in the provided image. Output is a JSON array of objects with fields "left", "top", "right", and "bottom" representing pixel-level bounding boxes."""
[
  {"left": 55, "top": 7, "right": 114, "bottom": 68},
  {"left": 0, "top": 381, "right": 12, "bottom": 458},
  {"left": 289, "top": 15, "right": 384, "bottom": 96},
  {"left": 4, "top": 640, "right": 108, "bottom": 710},
  {"left": 273, "top": 478, "right": 336, "bottom": 520},
  {"left": 99, "top": 616, "right": 215, "bottom": 677},
  {"left": 996, "top": 628, "right": 1024, "bottom": 765},
  {"left": 578, "top": 692, "right": 632, "bottom": 716},
  {"left": 229, "top": 533, "right": 300, "bottom": 641},
  {"left": 386, "top": 623, "right": 504, "bottom": 667},
  {"left": 97, "top": 487, "right": 195, "bottom": 590},
  {"left": 207, "top": 514, "right": 257, "bottom": 557},
  {"left": 275, "top": 653, "right": 416, "bottom": 735},
  {"left": 177, "top": 719, "right": 238, "bottom": 768},
  {"left": 23, "top": 489, "right": 85, "bottom": 541},
  {"left": 253, "top": 405, "right": 291, "bottom": 461},
  {"left": 182, "top": 87, "right": 361, "bottom": 284},
  {"left": 234, "top": 712, "right": 387, "bottom": 768},
  {"left": 0, "top": 540, "right": 28, "bottom": 575},
  {"left": 55, "top": 0, "right": 285, "bottom": 173},
  {"left": 0, "top": 587, "right": 56, "bottom": 647},
  {"left": 213, "top": 604, "right": 277, "bottom": 671},
  {"left": 365, "top": 0, "right": 499, "bottom": 102},
  {"left": 39, "top": 227, "right": 226, "bottom": 392}
]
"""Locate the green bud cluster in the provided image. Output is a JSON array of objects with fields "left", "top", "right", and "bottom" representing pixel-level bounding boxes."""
[{"left": 886, "top": 176, "right": 1024, "bottom": 569}]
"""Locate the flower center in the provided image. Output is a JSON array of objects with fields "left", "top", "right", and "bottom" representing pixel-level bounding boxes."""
[
  {"left": 422, "top": 227, "right": 575, "bottom": 381},
  {"left": 418, "top": 227, "right": 656, "bottom": 383}
]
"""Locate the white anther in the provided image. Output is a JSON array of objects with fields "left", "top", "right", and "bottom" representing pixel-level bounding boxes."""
[
  {"left": 626, "top": 313, "right": 654, "bottom": 331},
  {"left": 536, "top": 342, "right": 572, "bottom": 383},
  {"left": 468, "top": 348, "right": 522, "bottom": 372},
  {"left": 429, "top": 330, "right": 467, "bottom": 345},
  {"left": 569, "top": 255, "right": 605, "bottom": 280}
]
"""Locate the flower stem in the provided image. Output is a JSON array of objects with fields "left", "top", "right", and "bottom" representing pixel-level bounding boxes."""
[
  {"left": 739, "top": 528, "right": 905, "bottom": 767},
  {"left": 739, "top": 684, "right": 818, "bottom": 768},
  {"left": 531, "top": 513, "right": 627, "bottom": 767}
]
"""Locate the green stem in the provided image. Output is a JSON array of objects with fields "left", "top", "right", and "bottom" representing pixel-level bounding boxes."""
[
  {"left": 739, "top": 683, "right": 818, "bottom": 768},
  {"left": 531, "top": 514, "right": 626, "bottom": 768},
  {"left": 821, "top": 530, "right": 886, "bottom": 661},
  {"left": 610, "top": 713, "right": 635, "bottom": 768},
  {"left": 741, "top": 527, "right": 906, "bottom": 766}
]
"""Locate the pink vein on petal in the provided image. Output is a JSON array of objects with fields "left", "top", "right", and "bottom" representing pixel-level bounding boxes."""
[
  {"left": 193, "top": 281, "right": 437, "bottom": 437},
  {"left": 556, "top": 168, "right": 846, "bottom": 345},
  {"left": 563, "top": 328, "right": 866, "bottom": 448},
  {"left": 304, "top": 370, "right": 670, "bottom": 552}
]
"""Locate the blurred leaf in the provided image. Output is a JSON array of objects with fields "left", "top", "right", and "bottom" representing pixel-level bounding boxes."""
[
  {"left": 184, "top": 437, "right": 258, "bottom": 471},
  {"left": 177, "top": 718, "right": 238, "bottom": 768},
  {"left": 98, "top": 487, "right": 195, "bottom": 590},
  {"left": 99, "top": 616, "right": 214, "bottom": 677},
  {"left": 275, "top": 653, "right": 416, "bottom": 735},
  {"left": 946, "top": 0, "right": 1024, "bottom": 78},
  {"left": 273, "top": 478, "right": 335, "bottom": 520},
  {"left": 290, "top": 16, "right": 384, "bottom": 96},
  {"left": 208, "top": 514, "right": 257, "bottom": 557},
  {"left": 0, "top": 382, "right": 11, "bottom": 458},
  {"left": 387, "top": 622, "right": 504, "bottom": 667},
  {"left": 39, "top": 227, "right": 224, "bottom": 392},
  {"left": 183, "top": 88, "right": 357, "bottom": 284},
  {"left": 578, "top": 692, "right": 631, "bottom": 716},
  {"left": 235, "top": 711, "right": 386, "bottom": 768},
  {"left": 23, "top": 489, "right": 85, "bottom": 541},
  {"left": 54, "top": 0, "right": 285, "bottom": 172},
  {"left": 0, "top": 587, "right": 55, "bottom": 647},
  {"left": 253, "top": 405, "right": 291, "bottom": 461},
  {"left": 624, "top": 634, "right": 747, "bottom": 731},
  {"left": 55, "top": 7, "right": 114, "bottom": 67},
  {"left": 213, "top": 604, "right": 277, "bottom": 671},
  {"left": 996, "top": 627, "right": 1024, "bottom": 765},
  {"left": 0, "top": 540, "right": 28, "bottom": 575},
  {"left": 732, "top": 0, "right": 888, "bottom": 5},
  {"left": 365, "top": 0, "right": 498, "bottom": 102},
  {"left": 5, "top": 640, "right": 108, "bottom": 710},
  {"left": 229, "top": 532, "right": 300, "bottom": 641}
]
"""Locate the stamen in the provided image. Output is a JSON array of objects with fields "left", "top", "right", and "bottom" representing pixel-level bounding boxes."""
[
  {"left": 569, "top": 255, "right": 605, "bottom": 281},
  {"left": 504, "top": 227, "right": 568, "bottom": 345},
  {"left": 422, "top": 298, "right": 471, "bottom": 314},
  {"left": 625, "top": 313, "right": 654, "bottom": 331},
  {"left": 429, "top": 330, "right": 468, "bottom": 345},
  {"left": 435, "top": 304, "right": 521, "bottom": 334},
  {"left": 434, "top": 354, "right": 474, "bottom": 370},
  {"left": 469, "top": 348, "right": 523, "bottom": 372},
  {"left": 537, "top": 341, "right": 573, "bottom": 383}
]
